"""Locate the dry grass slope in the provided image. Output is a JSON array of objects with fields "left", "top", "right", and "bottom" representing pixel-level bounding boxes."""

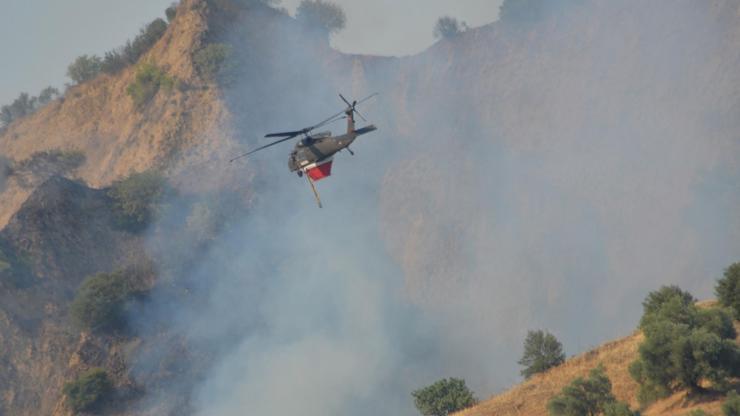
[{"left": 456, "top": 317, "right": 740, "bottom": 416}]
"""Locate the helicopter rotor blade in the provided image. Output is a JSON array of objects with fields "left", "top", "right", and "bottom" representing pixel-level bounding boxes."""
[
  {"left": 230, "top": 133, "right": 299, "bottom": 163},
  {"left": 265, "top": 130, "right": 305, "bottom": 138}
]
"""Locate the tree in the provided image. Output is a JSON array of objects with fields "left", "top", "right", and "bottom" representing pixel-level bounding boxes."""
[
  {"left": 108, "top": 169, "right": 169, "bottom": 230},
  {"left": 724, "top": 391, "right": 740, "bottom": 416},
  {"left": 67, "top": 55, "right": 102, "bottom": 84},
  {"left": 716, "top": 262, "right": 740, "bottom": 319},
  {"left": 63, "top": 368, "right": 113, "bottom": 412},
  {"left": 433, "top": 16, "right": 467, "bottom": 39},
  {"left": 548, "top": 365, "right": 616, "bottom": 416},
  {"left": 631, "top": 286, "right": 740, "bottom": 405},
  {"left": 37, "top": 86, "right": 60, "bottom": 106},
  {"left": 296, "top": 0, "right": 346, "bottom": 37},
  {"left": 165, "top": 2, "right": 178, "bottom": 22},
  {"left": 519, "top": 330, "right": 566, "bottom": 379},
  {"left": 412, "top": 378, "right": 477, "bottom": 416}
]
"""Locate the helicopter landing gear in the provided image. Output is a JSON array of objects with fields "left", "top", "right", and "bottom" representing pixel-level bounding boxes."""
[
  {"left": 297, "top": 171, "right": 303, "bottom": 177},
  {"left": 347, "top": 146, "right": 354, "bottom": 156}
]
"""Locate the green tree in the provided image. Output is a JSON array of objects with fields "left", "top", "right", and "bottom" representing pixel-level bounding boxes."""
[
  {"left": 433, "top": 16, "right": 467, "bottom": 39},
  {"left": 63, "top": 368, "right": 113, "bottom": 412},
  {"left": 37, "top": 86, "right": 60, "bottom": 106},
  {"left": 548, "top": 366, "right": 616, "bottom": 416},
  {"left": 519, "top": 330, "right": 566, "bottom": 379},
  {"left": 688, "top": 410, "right": 709, "bottom": 416},
  {"left": 716, "top": 262, "right": 740, "bottom": 319},
  {"left": 724, "top": 391, "right": 740, "bottom": 416},
  {"left": 108, "top": 169, "right": 169, "bottom": 230},
  {"left": 67, "top": 55, "right": 102, "bottom": 84},
  {"left": 631, "top": 286, "right": 740, "bottom": 405},
  {"left": 166, "top": 2, "right": 178, "bottom": 22},
  {"left": 412, "top": 378, "right": 477, "bottom": 416},
  {"left": 296, "top": 0, "right": 346, "bottom": 37}
]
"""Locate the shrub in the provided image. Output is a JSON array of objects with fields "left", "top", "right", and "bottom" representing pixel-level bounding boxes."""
[
  {"left": 108, "top": 169, "right": 169, "bottom": 230},
  {"left": 412, "top": 378, "right": 477, "bottom": 416},
  {"left": 126, "top": 62, "right": 175, "bottom": 108},
  {"left": 639, "top": 285, "right": 696, "bottom": 330},
  {"left": 193, "top": 43, "right": 233, "bottom": 82},
  {"left": 603, "top": 401, "right": 640, "bottom": 416},
  {"left": 166, "top": 3, "right": 178, "bottom": 22},
  {"left": 63, "top": 368, "right": 113, "bottom": 412},
  {"left": 689, "top": 410, "right": 709, "bottom": 416},
  {"left": 724, "top": 391, "right": 740, "bottom": 416},
  {"left": 548, "top": 365, "right": 616, "bottom": 416},
  {"left": 124, "top": 18, "right": 168, "bottom": 63},
  {"left": 433, "top": 16, "right": 467, "bottom": 39},
  {"left": 296, "top": 0, "right": 346, "bottom": 37},
  {"left": 67, "top": 55, "right": 102, "bottom": 84},
  {"left": 70, "top": 271, "right": 133, "bottom": 332},
  {"left": 716, "top": 262, "right": 740, "bottom": 319},
  {"left": 519, "top": 329, "right": 566, "bottom": 379},
  {"left": 101, "top": 49, "right": 129, "bottom": 74},
  {"left": 37, "top": 86, "right": 60, "bottom": 106}
]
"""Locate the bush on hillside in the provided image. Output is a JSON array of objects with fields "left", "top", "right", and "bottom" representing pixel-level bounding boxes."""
[
  {"left": 63, "top": 368, "right": 113, "bottom": 412},
  {"left": 518, "top": 329, "right": 566, "bottom": 379},
  {"left": 193, "top": 43, "right": 234, "bottom": 82},
  {"left": 716, "top": 262, "right": 740, "bottom": 319},
  {"left": 296, "top": 0, "right": 346, "bottom": 37},
  {"left": 67, "top": 55, "right": 103, "bottom": 84},
  {"left": 412, "top": 378, "right": 477, "bottom": 416},
  {"left": 433, "top": 16, "right": 467, "bottom": 39},
  {"left": 101, "top": 18, "right": 169, "bottom": 74},
  {"left": 166, "top": 3, "right": 179, "bottom": 22},
  {"left": 70, "top": 271, "right": 133, "bottom": 332},
  {"left": 630, "top": 286, "right": 740, "bottom": 406},
  {"left": 603, "top": 401, "right": 640, "bottom": 416},
  {"left": 108, "top": 169, "right": 169, "bottom": 231},
  {"left": 126, "top": 62, "right": 175, "bottom": 108},
  {"left": 689, "top": 410, "right": 709, "bottom": 416},
  {"left": 0, "top": 86, "right": 60, "bottom": 129},
  {"left": 548, "top": 365, "right": 617, "bottom": 416},
  {"left": 724, "top": 391, "right": 740, "bottom": 416}
]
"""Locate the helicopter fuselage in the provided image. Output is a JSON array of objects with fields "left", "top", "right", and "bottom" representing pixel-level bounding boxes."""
[{"left": 288, "top": 125, "right": 377, "bottom": 174}]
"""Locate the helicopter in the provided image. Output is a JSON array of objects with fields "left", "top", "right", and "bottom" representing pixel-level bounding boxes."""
[{"left": 230, "top": 93, "right": 379, "bottom": 207}]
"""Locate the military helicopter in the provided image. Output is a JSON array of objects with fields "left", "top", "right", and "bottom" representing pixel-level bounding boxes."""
[{"left": 230, "top": 93, "right": 378, "bottom": 207}]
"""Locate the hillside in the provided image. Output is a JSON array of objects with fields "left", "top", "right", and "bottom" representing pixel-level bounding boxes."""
[
  {"left": 0, "top": 0, "right": 739, "bottom": 415},
  {"left": 456, "top": 317, "right": 740, "bottom": 416}
]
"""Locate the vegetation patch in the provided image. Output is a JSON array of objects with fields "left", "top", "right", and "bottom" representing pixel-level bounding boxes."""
[
  {"left": 0, "top": 87, "right": 60, "bottom": 129},
  {"left": 519, "top": 329, "right": 566, "bottom": 379},
  {"left": 724, "top": 391, "right": 740, "bottom": 416},
  {"left": 193, "top": 43, "right": 234, "bottom": 83},
  {"left": 70, "top": 265, "right": 153, "bottom": 333},
  {"left": 296, "top": 0, "right": 346, "bottom": 37},
  {"left": 126, "top": 62, "right": 176, "bottom": 108},
  {"left": 716, "top": 262, "right": 740, "bottom": 319},
  {"left": 108, "top": 169, "right": 169, "bottom": 231},
  {"left": 433, "top": 16, "right": 468, "bottom": 39},
  {"left": 548, "top": 365, "right": 637, "bottom": 416},
  {"left": 629, "top": 284, "right": 740, "bottom": 407},
  {"left": 412, "top": 378, "right": 477, "bottom": 416},
  {"left": 63, "top": 368, "right": 113, "bottom": 412}
]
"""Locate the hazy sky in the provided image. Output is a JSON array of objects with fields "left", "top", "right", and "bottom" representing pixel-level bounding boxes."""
[{"left": 0, "top": 0, "right": 500, "bottom": 105}]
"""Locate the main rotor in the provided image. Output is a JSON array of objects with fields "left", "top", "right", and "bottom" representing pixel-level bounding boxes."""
[{"left": 229, "top": 93, "right": 378, "bottom": 163}]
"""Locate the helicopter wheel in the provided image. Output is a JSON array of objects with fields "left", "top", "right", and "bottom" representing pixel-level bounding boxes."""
[{"left": 297, "top": 171, "right": 303, "bottom": 177}]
